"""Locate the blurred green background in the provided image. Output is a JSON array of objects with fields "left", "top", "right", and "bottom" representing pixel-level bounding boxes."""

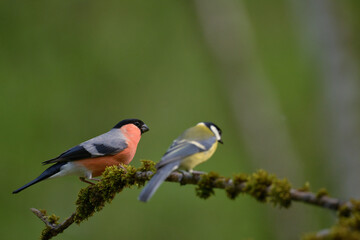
[{"left": 2, "top": 0, "right": 360, "bottom": 239}]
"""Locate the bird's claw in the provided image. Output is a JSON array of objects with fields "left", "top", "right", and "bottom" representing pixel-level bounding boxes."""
[
  {"left": 118, "top": 165, "right": 128, "bottom": 173},
  {"left": 79, "top": 177, "right": 100, "bottom": 185},
  {"left": 177, "top": 170, "right": 190, "bottom": 185}
]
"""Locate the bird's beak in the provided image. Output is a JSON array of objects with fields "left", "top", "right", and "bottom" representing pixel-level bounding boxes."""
[
  {"left": 141, "top": 124, "right": 150, "bottom": 134},
  {"left": 218, "top": 139, "right": 224, "bottom": 144}
]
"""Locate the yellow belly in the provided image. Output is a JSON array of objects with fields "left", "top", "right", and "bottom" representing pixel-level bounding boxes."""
[{"left": 179, "top": 142, "right": 218, "bottom": 171}]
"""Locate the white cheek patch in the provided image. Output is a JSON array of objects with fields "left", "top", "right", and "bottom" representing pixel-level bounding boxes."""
[{"left": 210, "top": 125, "right": 221, "bottom": 141}]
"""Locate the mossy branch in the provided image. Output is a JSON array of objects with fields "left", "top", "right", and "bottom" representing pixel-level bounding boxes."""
[
  {"left": 31, "top": 160, "right": 359, "bottom": 240},
  {"left": 31, "top": 208, "right": 75, "bottom": 239}
]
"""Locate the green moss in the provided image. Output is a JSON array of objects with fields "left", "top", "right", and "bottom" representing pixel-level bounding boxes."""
[
  {"left": 225, "top": 185, "right": 239, "bottom": 200},
  {"left": 137, "top": 160, "right": 157, "bottom": 173},
  {"left": 298, "top": 182, "right": 310, "bottom": 192},
  {"left": 233, "top": 173, "right": 248, "bottom": 184},
  {"left": 244, "top": 169, "right": 274, "bottom": 202},
  {"left": 124, "top": 165, "right": 140, "bottom": 186},
  {"left": 74, "top": 164, "right": 133, "bottom": 223},
  {"left": 74, "top": 186, "right": 103, "bottom": 223},
  {"left": 38, "top": 212, "right": 60, "bottom": 240},
  {"left": 350, "top": 199, "right": 360, "bottom": 212},
  {"left": 225, "top": 170, "right": 292, "bottom": 206},
  {"left": 73, "top": 161, "right": 159, "bottom": 224},
  {"left": 303, "top": 198, "right": 360, "bottom": 239},
  {"left": 40, "top": 209, "right": 47, "bottom": 216},
  {"left": 340, "top": 213, "right": 360, "bottom": 230},
  {"left": 269, "top": 178, "right": 292, "bottom": 208},
  {"left": 135, "top": 160, "right": 157, "bottom": 187},
  {"left": 328, "top": 225, "right": 360, "bottom": 240},
  {"left": 316, "top": 188, "right": 329, "bottom": 199},
  {"left": 303, "top": 223, "right": 360, "bottom": 240},
  {"left": 39, "top": 162, "right": 360, "bottom": 240},
  {"left": 225, "top": 173, "right": 248, "bottom": 199},
  {"left": 47, "top": 214, "right": 60, "bottom": 225},
  {"left": 338, "top": 204, "right": 352, "bottom": 218},
  {"left": 41, "top": 227, "right": 54, "bottom": 240},
  {"left": 195, "top": 172, "right": 220, "bottom": 199}
]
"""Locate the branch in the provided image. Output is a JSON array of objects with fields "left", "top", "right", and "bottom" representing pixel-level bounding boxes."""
[
  {"left": 31, "top": 208, "right": 75, "bottom": 239},
  {"left": 135, "top": 170, "right": 346, "bottom": 210},
  {"left": 161, "top": 171, "right": 349, "bottom": 210},
  {"left": 31, "top": 161, "right": 359, "bottom": 240}
]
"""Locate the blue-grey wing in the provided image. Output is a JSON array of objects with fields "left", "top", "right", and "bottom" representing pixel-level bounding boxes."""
[
  {"left": 42, "top": 129, "right": 128, "bottom": 165},
  {"left": 43, "top": 145, "right": 92, "bottom": 164},
  {"left": 156, "top": 137, "right": 216, "bottom": 169}
]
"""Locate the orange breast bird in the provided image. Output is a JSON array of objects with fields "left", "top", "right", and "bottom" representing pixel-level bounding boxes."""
[{"left": 13, "top": 118, "right": 149, "bottom": 193}]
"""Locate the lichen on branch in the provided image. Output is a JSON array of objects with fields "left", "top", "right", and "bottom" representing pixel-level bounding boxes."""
[
  {"left": 75, "top": 160, "right": 156, "bottom": 223},
  {"left": 303, "top": 199, "right": 360, "bottom": 240},
  {"left": 195, "top": 169, "right": 292, "bottom": 208},
  {"left": 30, "top": 160, "right": 359, "bottom": 240}
]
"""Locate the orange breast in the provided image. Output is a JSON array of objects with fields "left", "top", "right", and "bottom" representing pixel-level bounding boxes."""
[{"left": 74, "top": 124, "right": 142, "bottom": 177}]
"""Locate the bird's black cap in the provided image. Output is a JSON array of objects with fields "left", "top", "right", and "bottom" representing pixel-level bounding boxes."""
[{"left": 113, "top": 119, "right": 149, "bottom": 134}]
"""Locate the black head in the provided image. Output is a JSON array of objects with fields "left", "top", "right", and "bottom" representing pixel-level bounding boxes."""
[
  {"left": 203, "top": 122, "right": 223, "bottom": 144},
  {"left": 113, "top": 119, "right": 149, "bottom": 134}
]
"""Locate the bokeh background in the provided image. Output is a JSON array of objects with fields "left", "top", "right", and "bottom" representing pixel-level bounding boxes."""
[{"left": 1, "top": 0, "right": 360, "bottom": 239}]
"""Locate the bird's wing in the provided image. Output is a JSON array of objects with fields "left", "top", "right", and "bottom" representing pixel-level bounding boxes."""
[
  {"left": 156, "top": 136, "right": 216, "bottom": 169},
  {"left": 42, "top": 129, "right": 128, "bottom": 165}
]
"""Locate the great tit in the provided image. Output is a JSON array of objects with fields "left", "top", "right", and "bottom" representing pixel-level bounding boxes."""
[
  {"left": 13, "top": 119, "right": 149, "bottom": 194},
  {"left": 138, "top": 122, "right": 222, "bottom": 202}
]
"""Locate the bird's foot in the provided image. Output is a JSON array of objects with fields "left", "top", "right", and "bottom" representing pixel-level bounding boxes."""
[
  {"left": 79, "top": 177, "right": 98, "bottom": 185},
  {"left": 177, "top": 170, "right": 190, "bottom": 185},
  {"left": 118, "top": 165, "right": 128, "bottom": 173},
  {"left": 89, "top": 177, "right": 100, "bottom": 182}
]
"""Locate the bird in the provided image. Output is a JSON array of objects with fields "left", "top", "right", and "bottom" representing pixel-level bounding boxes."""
[
  {"left": 13, "top": 118, "right": 149, "bottom": 194},
  {"left": 138, "top": 122, "right": 222, "bottom": 202}
]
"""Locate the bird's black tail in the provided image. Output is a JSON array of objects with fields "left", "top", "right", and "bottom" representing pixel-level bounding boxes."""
[
  {"left": 12, "top": 162, "right": 66, "bottom": 194},
  {"left": 138, "top": 162, "right": 179, "bottom": 202}
]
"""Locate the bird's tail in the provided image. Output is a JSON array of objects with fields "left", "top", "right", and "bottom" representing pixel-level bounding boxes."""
[
  {"left": 138, "top": 162, "right": 179, "bottom": 202},
  {"left": 12, "top": 162, "right": 66, "bottom": 194}
]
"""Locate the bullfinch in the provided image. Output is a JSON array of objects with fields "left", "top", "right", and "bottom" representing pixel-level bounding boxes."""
[
  {"left": 138, "top": 122, "right": 222, "bottom": 202},
  {"left": 13, "top": 119, "right": 149, "bottom": 194}
]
